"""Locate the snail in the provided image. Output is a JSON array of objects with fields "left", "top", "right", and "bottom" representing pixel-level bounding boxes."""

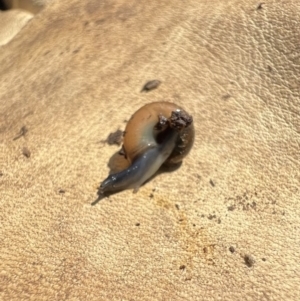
[{"left": 99, "top": 101, "right": 194, "bottom": 195}]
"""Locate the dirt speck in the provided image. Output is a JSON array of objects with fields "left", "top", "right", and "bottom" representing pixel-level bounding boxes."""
[
  {"left": 222, "top": 94, "right": 231, "bottom": 100},
  {"left": 179, "top": 265, "right": 186, "bottom": 270},
  {"left": 141, "top": 80, "right": 161, "bottom": 92},
  {"left": 22, "top": 147, "right": 31, "bottom": 158},
  {"left": 208, "top": 214, "right": 216, "bottom": 220},
  {"left": 256, "top": 2, "right": 265, "bottom": 10},
  {"left": 209, "top": 179, "right": 215, "bottom": 187},
  {"left": 13, "top": 126, "right": 28, "bottom": 141},
  {"left": 102, "top": 129, "right": 123, "bottom": 146},
  {"left": 228, "top": 205, "right": 236, "bottom": 211},
  {"left": 229, "top": 246, "right": 235, "bottom": 253},
  {"left": 244, "top": 254, "right": 255, "bottom": 267}
]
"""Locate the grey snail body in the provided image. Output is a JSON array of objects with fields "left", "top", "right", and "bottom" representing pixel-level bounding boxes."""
[{"left": 99, "top": 102, "right": 194, "bottom": 194}]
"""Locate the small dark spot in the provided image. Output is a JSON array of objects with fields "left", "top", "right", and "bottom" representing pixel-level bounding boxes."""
[
  {"left": 192, "top": 223, "right": 196, "bottom": 227},
  {"left": 0, "top": 171, "right": 3, "bottom": 176},
  {"left": 203, "top": 247, "right": 208, "bottom": 253},
  {"left": 228, "top": 205, "right": 236, "bottom": 211},
  {"left": 135, "top": 223, "right": 140, "bottom": 226},
  {"left": 95, "top": 18, "right": 106, "bottom": 25},
  {"left": 217, "top": 218, "right": 221, "bottom": 224},
  {"left": 209, "top": 179, "right": 215, "bottom": 187},
  {"left": 59, "top": 189, "right": 65, "bottom": 194},
  {"left": 201, "top": 214, "right": 205, "bottom": 218},
  {"left": 267, "top": 65, "right": 273, "bottom": 72},
  {"left": 244, "top": 254, "right": 255, "bottom": 267},
  {"left": 13, "top": 126, "right": 28, "bottom": 141},
  {"left": 262, "top": 258, "right": 266, "bottom": 262},
  {"left": 229, "top": 246, "right": 235, "bottom": 253},
  {"left": 149, "top": 193, "right": 154, "bottom": 199},
  {"left": 256, "top": 2, "right": 265, "bottom": 10},
  {"left": 103, "top": 129, "right": 123, "bottom": 146},
  {"left": 141, "top": 80, "right": 161, "bottom": 92},
  {"left": 22, "top": 147, "right": 31, "bottom": 158},
  {"left": 84, "top": 21, "right": 89, "bottom": 26},
  {"left": 185, "top": 276, "right": 192, "bottom": 281},
  {"left": 123, "top": 119, "right": 128, "bottom": 123},
  {"left": 178, "top": 218, "right": 184, "bottom": 222},
  {"left": 73, "top": 47, "right": 81, "bottom": 54},
  {"left": 208, "top": 214, "right": 216, "bottom": 220},
  {"left": 152, "top": 188, "right": 156, "bottom": 192},
  {"left": 179, "top": 265, "right": 186, "bottom": 270},
  {"left": 44, "top": 50, "right": 50, "bottom": 56},
  {"left": 175, "top": 204, "right": 180, "bottom": 210},
  {"left": 222, "top": 94, "right": 231, "bottom": 100}
]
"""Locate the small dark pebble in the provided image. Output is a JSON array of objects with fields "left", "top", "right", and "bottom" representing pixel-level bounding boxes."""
[
  {"left": 0, "top": 171, "right": 3, "bottom": 176},
  {"left": 256, "top": 2, "right": 265, "bottom": 10},
  {"left": 175, "top": 204, "right": 180, "bottom": 210},
  {"left": 222, "top": 94, "right": 231, "bottom": 100},
  {"left": 135, "top": 223, "right": 140, "bottom": 226},
  {"left": 141, "top": 80, "right": 161, "bottom": 92},
  {"left": 179, "top": 265, "right": 186, "bottom": 270},
  {"left": 208, "top": 214, "right": 216, "bottom": 220},
  {"left": 229, "top": 246, "right": 235, "bottom": 253},
  {"left": 244, "top": 254, "right": 255, "bottom": 267},
  {"left": 59, "top": 189, "right": 65, "bottom": 194},
  {"left": 209, "top": 179, "right": 215, "bottom": 187},
  {"left": 22, "top": 147, "right": 31, "bottom": 158},
  {"left": 262, "top": 258, "right": 266, "bottom": 261},
  {"left": 149, "top": 193, "right": 154, "bottom": 198},
  {"left": 228, "top": 205, "right": 236, "bottom": 211}
]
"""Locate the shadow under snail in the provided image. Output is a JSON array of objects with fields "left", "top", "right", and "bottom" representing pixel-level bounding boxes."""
[{"left": 99, "top": 101, "right": 195, "bottom": 195}]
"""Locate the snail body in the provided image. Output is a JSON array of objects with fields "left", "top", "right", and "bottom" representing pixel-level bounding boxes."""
[{"left": 99, "top": 102, "right": 194, "bottom": 194}]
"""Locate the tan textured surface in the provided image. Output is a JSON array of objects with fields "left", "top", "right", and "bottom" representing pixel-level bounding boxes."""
[
  {"left": 1, "top": 0, "right": 300, "bottom": 300},
  {"left": 0, "top": 10, "right": 33, "bottom": 46}
]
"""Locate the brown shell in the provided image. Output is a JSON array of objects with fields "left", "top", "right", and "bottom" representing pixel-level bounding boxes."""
[{"left": 123, "top": 101, "right": 194, "bottom": 165}]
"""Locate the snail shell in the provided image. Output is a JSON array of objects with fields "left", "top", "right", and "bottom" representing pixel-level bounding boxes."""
[{"left": 99, "top": 101, "right": 194, "bottom": 194}]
